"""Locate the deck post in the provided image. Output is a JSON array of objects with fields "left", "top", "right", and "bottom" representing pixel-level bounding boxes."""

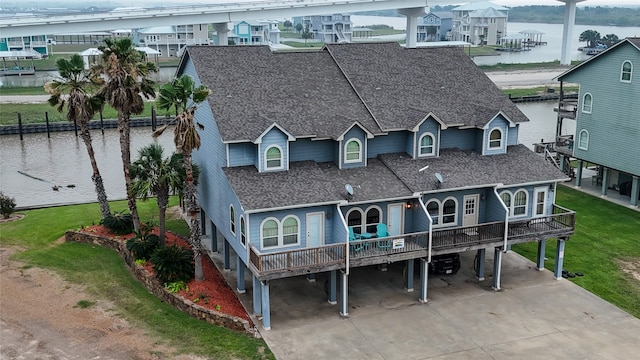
[
  {"left": 223, "top": 239, "right": 231, "bottom": 271},
  {"left": 236, "top": 256, "right": 246, "bottom": 293},
  {"left": 559, "top": 154, "right": 566, "bottom": 172},
  {"left": 260, "top": 281, "right": 271, "bottom": 330},
  {"left": 492, "top": 247, "right": 503, "bottom": 291},
  {"left": 328, "top": 270, "right": 337, "bottom": 305},
  {"left": 210, "top": 222, "right": 218, "bottom": 252},
  {"left": 537, "top": 240, "right": 547, "bottom": 271},
  {"left": 404, "top": 259, "right": 414, "bottom": 292},
  {"left": 475, "top": 249, "right": 486, "bottom": 281},
  {"left": 601, "top": 167, "right": 609, "bottom": 196},
  {"left": 252, "top": 275, "right": 262, "bottom": 315},
  {"left": 554, "top": 238, "right": 566, "bottom": 280},
  {"left": 630, "top": 176, "right": 639, "bottom": 207},
  {"left": 418, "top": 258, "right": 428, "bottom": 303},
  {"left": 339, "top": 270, "right": 349, "bottom": 317},
  {"left": 575, "top": 160, "right": 583, "bottom": 187}
]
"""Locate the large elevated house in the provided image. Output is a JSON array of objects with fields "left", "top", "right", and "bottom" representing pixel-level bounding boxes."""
[
  {"left": 555, "top": 37, "right": 640, "bottom": 207},
  {"left": 177, "top": 42, "right": 575, "bottom": 330}
]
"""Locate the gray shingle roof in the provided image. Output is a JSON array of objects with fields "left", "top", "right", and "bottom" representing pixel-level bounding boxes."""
[{"left": 379, "top": 144, "right": 568, "bottom": 193}]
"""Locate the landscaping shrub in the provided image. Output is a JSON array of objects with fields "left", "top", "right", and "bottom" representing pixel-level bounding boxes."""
[
  {"left": 101, "top": 211, "right": 134, "bottom": 235},
  {"left": 126, "top": 225, "right": 160, "bottom": 261},
  {"left": 151, "top": 244, "right": 194, "bottom": 284},
  {"left": 0, "top": 192, "right": 17, "bottom": 219}
]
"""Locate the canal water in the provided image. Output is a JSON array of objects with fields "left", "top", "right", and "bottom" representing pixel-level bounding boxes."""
[{"left": 0, "top": 102, "right": 572, "bottom": 209}]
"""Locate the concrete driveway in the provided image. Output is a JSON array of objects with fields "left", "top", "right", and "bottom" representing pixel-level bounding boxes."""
[{"left": 211, "top": 249, "right": 639, "bottom": 360}]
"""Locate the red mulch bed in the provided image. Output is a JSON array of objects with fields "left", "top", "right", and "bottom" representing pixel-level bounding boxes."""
[{"left": 80, "top": 225, "right": 251, "bottom": 323}]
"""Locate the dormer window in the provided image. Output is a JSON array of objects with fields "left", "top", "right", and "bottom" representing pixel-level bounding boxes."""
[
  {"left": 621, "top": 61, "right": 633, "bottom": 82},
  {"left": 265, "top": 145, "right": 283, "bottom": 170},
  {"left": 489, "top": 128, "right": 503, "bottom": 149},
  {"left": 582, "top": 93, "right": 593, "bottom": 114},
  {"left": 418, "top": 133, "right": 435, "bottom": 156},
  {"left": 345, "top": 138, "right": 362, "bottom": 163}
]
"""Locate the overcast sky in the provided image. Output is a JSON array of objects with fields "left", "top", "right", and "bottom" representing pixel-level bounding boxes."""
[{"left": 119, "top": 0, "right": 640, "bottom": 6}]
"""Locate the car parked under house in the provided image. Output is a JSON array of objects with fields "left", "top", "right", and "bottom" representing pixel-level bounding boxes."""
[{"left": 176, "top": 42, "right": 576, "bottom": 330}]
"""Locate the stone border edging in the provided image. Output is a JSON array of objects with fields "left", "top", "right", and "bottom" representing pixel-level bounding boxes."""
[{"left": 64, "top": 230, "right": 258, "bottom": 337}]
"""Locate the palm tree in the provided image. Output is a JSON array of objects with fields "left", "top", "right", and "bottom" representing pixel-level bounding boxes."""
[
  {"left": 579, "top": 30, "right": 601, "bottom": 49},
  {"left": 93, "top": 37, "right": 157, "bottom": 232},
  {"left": 154, "top": 74, "right": 210, "bottom": 281},
  {"left": 45, "top": 54, "right": 111, "bottom": 219},
  {"left": 130, "top": 144, "right": 186, "bottom": 247}
]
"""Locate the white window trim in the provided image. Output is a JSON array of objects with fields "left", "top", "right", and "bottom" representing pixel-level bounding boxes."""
[
  {"left": 578, "top": 129, "right": 589, "bottom": 150},
  {"left": 260, "top": 217, "right": 279, "bottom": 249},
  {"left": 229, "top": 205, "right": 236, "bottom": 235},
  {"left": 533, "top": 187, "right": 548, "bottom": 217},
  {"left": 426, "top": 199, "right": 441, "bottom": 227},
  {"left": 346, "top": 208, "right": 365, "bottom": 234},
  {"left": 264, "top": 144, "right": 284, "bottom": 170},
  {"left": 418, "top": 132, "right": 436, "bottom": 157},
  {"left": 364, "top": 205, "right": 383, "bottom": 234},
  {"left": 620, "top": 60, "right": 633, "bottom": 83},
  {"left": 344, "top": 138, "right": 363, "bottom": 164},
  {"left": 240, "top": 216, "right": 246, "bottom": 248},
  {"left": 582, "top": 93, "right": 593, "bottom": 114},
  {"left": 441, "top": 197, "right": 458, "bottom": 225},
  {"left": 260, "top": 216, "right": 301, "bottom": 249},
  {"left": 488, "top": 127, "right": 504, "bottom": 150},
  {"left": 512, "top": 189, "right": 529, "bottom": 218},
  {"left": 499, "top": 190, "right": 512, "bottom": 216}
]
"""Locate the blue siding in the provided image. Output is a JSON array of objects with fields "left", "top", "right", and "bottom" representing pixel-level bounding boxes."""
[
  {"left": 507, "top": 124, "right": 519, "bottom": 146},
  {"left": 422, "top": 188, "right": 496, "bottom": 227},
  {"left": 259, "top": 128, "right": 288, "bottom": 172},
  {"left": 290, "top": 138, "right": 335, "bottom": 162},
  {"left": 415, "top": 118, "right": 440, "bottom": 158},
  {"left": 368, "top": 131, "right": 409, "bottom": 158},
  {"left": 498, "top": 184, "right": 555, "bottom": 219},
  {"left": 331, "top": 206, "right": 348, "bottom": 245},
  {"left": 440, "top": 128, "right": 477, "bottom": 150},
  {"left": 485, "top": 190, "right": 508, "bottom": 222},
  {"left": 405, "top": 132, "right": 415, "bottom": 157},
  {"left": 228, "top": 142, "right": 257, "bottom": 167},
  {"left": 413, "top": 202, "right": 431, "bottom": 232},
  {"left": 341, "top": 126, "right": 367, "bottom": 169},
  {"left": 484, "top": 116, "right": 509, "bottom": 155}
]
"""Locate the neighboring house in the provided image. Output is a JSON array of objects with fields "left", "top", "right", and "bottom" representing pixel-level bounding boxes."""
[
  {"left": 232, "top": 20, "right": 280, "bottom": 45},
  {"left": 451, "top": 2, "right": 509, "bottom": 45},
  {"left": 294, "top": 14, "right": 352, "bottom": 43},
  {"left": 555, "top": 37, "right": 640, "bottom": 207},
  {"left": 177, "top": 42, "right": 575, "bottom": 330},
  {"left": 417, "top": 12, "right": 442, "bottom": 42},
  {"left": 133, "top": 24, "right": 209, "bottom": 57},
  {"left": 0, "top": 35, "right": 49, "bottom": 56}
]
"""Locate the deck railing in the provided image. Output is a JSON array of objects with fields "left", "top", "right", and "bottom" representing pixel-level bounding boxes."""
[
  {"left": 432, "top": 221, "right": 505, "bottom": 251},
  {"left": 349, "top": 231, "right": 430, "bottom": 259},
  {"left": 508, "top": 204, "right": 575, "bottom": 240},
  {"left": 249, "top": 243, "right": 346, "bottom": 275}
]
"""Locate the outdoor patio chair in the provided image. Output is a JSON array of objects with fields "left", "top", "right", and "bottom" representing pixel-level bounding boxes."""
[
  {"left": 376, "top": 224, "right": 391, "bottom": 250},
  {"left": 349, "top": 227, "right": 364, "bottom": 253}
]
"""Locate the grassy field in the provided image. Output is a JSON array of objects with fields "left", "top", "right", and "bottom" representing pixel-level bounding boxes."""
[
  {"left": 0, "top": 197, "right": 274, "bottom": 360},
  {"left": 513, "top": 186, "right": 640, "bottom": 319},
  {"left": 502, "top": 85, "right": 579, "bottom": 98},
  {"left": 0, "top": 102, "right": 156, "bottom": 126}
]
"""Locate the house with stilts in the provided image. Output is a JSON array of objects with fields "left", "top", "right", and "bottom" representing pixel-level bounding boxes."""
[
  {"left": 176, "top": 42, "right": 576, "bottom": 330},
  {"left": 555, "top": 37, "right": 640, "bottom": 208}
]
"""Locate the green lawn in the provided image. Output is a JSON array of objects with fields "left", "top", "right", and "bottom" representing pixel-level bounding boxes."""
[
  {"left": 0, "top": 197, "right": 273, "bottom": 360},
  {"left": 0, "top": 102, "right": 156, "bottom": 126},
  {"left": 513, "top": 186, "right": 640, "bottom": 318},
  {"left": 502, "top": 85, "right": 579, "bottom": 98}
]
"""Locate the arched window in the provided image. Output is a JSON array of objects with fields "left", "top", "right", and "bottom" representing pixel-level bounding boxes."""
[
  {"left": 426, "top": 200, "right": 440, "bottom": 225},
  {"left": 578, "top": 130, "right": 589, "bottom": 150},
  {"left": 240, "top": 216, "right": 246, "bottom": 247},
  {"left": 621, "top": 60, "right": 633, "bottom": 82},
  {"left": 442, "top": 198, "right": 457, "bottom": 224},
  {"left": 229, "top": 205, "right": 236, "bottom": 235},
  {"left": 419, "top": 133, "right": 435, "bottom": 156},
  {"left": 265, "top": 145, "right": 283, "bottom": 170},
  {"left": 347, "top": 208, "right": 363, "bottom": 234},
  {"left": 282, "top": 216, "right": 299, "bottom": 245},
  {"left": 582, "top": 93, "right": 593, "bottom": 114},
  {"left": 262, "top": 219, "right": 279, "bottom": 248},
  {"left": 365, "top": 206, "right": 381, "bottom": 233},
  {"left": 513, "top": 190, "right": 528, "bottom": 216},
  {"left": 489, "top": 128, "right": 503, "bottom": 149},
  {"left": 345, "top": 138, "right": 362, "bottom": 163},
  {"left": 500, "top": 191, "right": 512, "bottom": 209}
]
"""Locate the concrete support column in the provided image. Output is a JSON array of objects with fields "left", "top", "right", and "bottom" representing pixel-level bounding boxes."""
[
  {"left": 492, "top": 247, "right": 503, "bottom": 290},
  {"left": 210, "top": 222, "right": 218, "bottom": 252},
  {"left": 418, "top": 258, "right": 429, "bottom": 303},
  {"left": 223, "top": 239, "right": 231, "bottom": 271},
  {"left": 398, "top": 7, "right": 424, "bottom": 49},
  {"left": 630, "top": 176, "right": 639, "bottom": 207},
  {"left": 559, "top": 154, "right": 566, "bottom": 173},
  {"left": 328, "top": 270, "right": 337, "bottom": 305},
  {"left": 601, "top": 167, "right": 609, "bottom": 196},
  {"left": 537, "top": 239, "right": 547, "bottom": 271},
  {"left": 260, "top": 281, "right": 271, "bottom": 330},
  {"left": 339, "top": 270, "right": 349, "bottom": 317},
  {"left": 236, "top": 255, "right": 245, "bottom": 293},
  {"left": 405, "top": 259, "right": 415, "bottom": 292},
  {"left": 559, "top": 1, "right": 585, "bottom": 65},
  {"left": 575, "top": 160, "right": 583, "bottom": 187},
  {"left": 252, "top": 275, "right": 261, "bottom": 315},
  {"left": 213, "top": 22, "right": 230, "bottom": 46},
  {"left": 554, "top": 238, "right": 567, "bottom": 280},
  {"left": 475, "top": 248, "right": 486, "bottom": 281}
]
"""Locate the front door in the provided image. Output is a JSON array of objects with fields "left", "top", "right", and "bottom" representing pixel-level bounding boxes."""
[
  {"left": 462, "top": 194, "right": 479, "bottom": 227},
  {"left": 306, "top": 212, "right": 324, "bottom": 248},
  {"left": 387, "top": 204, "right": 404, "bottom": 236}
]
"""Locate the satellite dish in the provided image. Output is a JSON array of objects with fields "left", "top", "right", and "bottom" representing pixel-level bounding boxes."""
[
  {"left": 345, "top": 184, "right": 354, "bottom": 196},
  {"left": 435, "top": 173, "right": 443, "bottom": 184}
]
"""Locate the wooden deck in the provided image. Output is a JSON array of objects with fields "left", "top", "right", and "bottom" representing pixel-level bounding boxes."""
[{"left": 249, "top": 205, "right": 575, "bottom": 280}]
